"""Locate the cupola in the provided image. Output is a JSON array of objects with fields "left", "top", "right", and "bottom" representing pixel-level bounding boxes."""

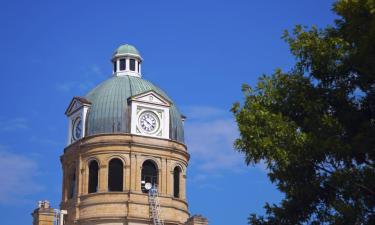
[{"left": 112, "top": 44, "right": 142, "bottom": 77}]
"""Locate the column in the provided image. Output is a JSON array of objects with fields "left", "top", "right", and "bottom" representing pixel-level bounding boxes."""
[
  {"left": 61, "top": 164, "right": 67, "bottom": 201},
  {"left": 116, "top": 60, "right": 120, "bottom": 73},
  {"left": 135, "top": 60, "right": 139, "bottom": 73},
  {"left": 161, "top": 158, "right": 167, "bottom": 194},
  {"left": 126, "top": 58, "right": 129, "bottom": 72},
  {"left": 130, "top": 154, "right": 138, "bottom": 191},
  {"left": 181, "top": 171, "right": 187, "bottom": 200},
  {"left": 135, "top": 155, "right": 141, "bottom": 191},
  {"left": 124, "top": 164, "right": 130, "bottom": 191},
  {"left": 99, "top": 162, "right": 107, "bottom": 192}
]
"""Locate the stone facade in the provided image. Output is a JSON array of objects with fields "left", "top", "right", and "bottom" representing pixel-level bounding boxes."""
[
  {"left": 60, "top": 134, "right": 190, "bottom": 225},
  {"left": 32, "top": 201, "right": 55, "bottom": 225},
  {"left": 185, "top": 215, "right": 208, "bottom": 225}
]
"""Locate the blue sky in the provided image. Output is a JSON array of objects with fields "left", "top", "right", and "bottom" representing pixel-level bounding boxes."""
[{"left": 0, "top": 1, "right": 336, "bottom": 224}]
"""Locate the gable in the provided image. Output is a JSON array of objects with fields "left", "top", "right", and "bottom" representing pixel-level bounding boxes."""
[
  {"left": 65, "top": 97, "right": 91, "bottom": 116},
  {"left": 129, "top": 91, "right": 171, "bottom": 107}
]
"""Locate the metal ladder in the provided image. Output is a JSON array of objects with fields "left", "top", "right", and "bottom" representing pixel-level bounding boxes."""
[
  {"left": 54, "top": 209, "right": 67, "bottom": 225},
  {"left": 149, "top": 186, "right": 164, "bottom": 225}
]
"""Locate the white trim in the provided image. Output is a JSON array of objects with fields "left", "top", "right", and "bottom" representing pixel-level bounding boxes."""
[
  {"left": 137, "top": 109, "right": 162, "bottom": 135},
  {"left": 130, "top": 91, "right": 171, "bottom": 107},
  {"left": 114, "top": 70, "right": 141, "bottom": 77},
  {"left": 130, "top": 95, "right": 170, "bottom": 139},
  {"left": 66, "top": 99, "right": 90, "bottom": 146},
  {"left": 67, "top": 117, "right": 72, "bottom": 145},
  {"left": 112, "top": 56, "right": 142, "bottom": 77},
  {"left": 113, "top": 53, "right": 142, "bottom": 61}
]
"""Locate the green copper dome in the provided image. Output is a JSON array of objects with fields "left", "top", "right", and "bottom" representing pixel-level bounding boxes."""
[
  {"left": 85, "top": 76, "right": 184, "bottom": 143},
  {"left": 113, "top": 44, "right": 141, "bottom": 57}
]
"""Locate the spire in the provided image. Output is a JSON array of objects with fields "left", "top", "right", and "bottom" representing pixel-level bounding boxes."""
[{"left": 112, "top": 44, "right": 142, "bottom": 77}]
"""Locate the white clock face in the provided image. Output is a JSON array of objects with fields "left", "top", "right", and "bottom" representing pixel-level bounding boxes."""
[
  {"left": 72, "top": 118, "right": 82, "bottom": 141},
  {"left": 138, "top": 111, "right": 159, "bottom": 134}
]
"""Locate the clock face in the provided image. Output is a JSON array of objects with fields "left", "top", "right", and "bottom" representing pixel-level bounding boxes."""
[
  {"left": 73, "top": 118, "right": 82, "bottom": 140},
  {"left": 138, "top": 111, "right": 159, "bottom": 134}
]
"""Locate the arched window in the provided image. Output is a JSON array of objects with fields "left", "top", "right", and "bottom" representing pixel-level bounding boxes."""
[
  {"left": 108, "top": 158, "right": 123, "bottom": 191},
  {"left": 88, "top": 160, "right": 99, "bottom": 193},
  {"left": 141, "top": 160, "right": 158, "bottom": 193},
  {"left": 173, "top": 167, "right": 181, "bottom": 198},
  {"left": 68, "top": 168, "right": 76, "bottom": 199}
]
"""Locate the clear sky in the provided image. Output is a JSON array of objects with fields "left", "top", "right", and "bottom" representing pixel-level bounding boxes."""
[{"left": 0, "top": 1, "right": 336, "bottom": 224}]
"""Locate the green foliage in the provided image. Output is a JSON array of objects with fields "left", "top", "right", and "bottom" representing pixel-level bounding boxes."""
[{"left": 232, "top": 0, "right": 375, "bottom": 224}]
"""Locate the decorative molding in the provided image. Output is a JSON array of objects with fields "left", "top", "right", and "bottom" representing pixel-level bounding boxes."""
[
  {"left": 129, "top": 90, "right": 171, "bottom": 107},
  {"left": 129, "top": 91, "right": 170, "bottom": 140},
  {"left": 65, "top": 97, "right": 91, "bottom": 116},
  {"left": 65, "top": 97, "right": 91, "bottom": 146}
]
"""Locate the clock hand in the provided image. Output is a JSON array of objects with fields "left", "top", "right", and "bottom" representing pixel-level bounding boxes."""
[
  {"left": 146, "top": 118, "right": 154, "bottom": 126},
  {"left": 144, "top": 119, "right": 151, "bottom": 127}
]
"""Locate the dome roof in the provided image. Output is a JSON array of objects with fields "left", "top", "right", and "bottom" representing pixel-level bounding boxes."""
[
  {"left": 113, "top": 44, "right": 141, "bottom": 58},
  {"left": 85, "top": 76, "right": 184, "bottom": 143}
]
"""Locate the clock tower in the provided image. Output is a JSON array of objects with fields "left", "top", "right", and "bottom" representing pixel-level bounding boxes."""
[{"left": 55, "top": 44, "right": 207, "bottom": 225}]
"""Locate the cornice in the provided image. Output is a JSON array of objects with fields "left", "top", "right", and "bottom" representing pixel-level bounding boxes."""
[{"left": 63, "top": 133, "right": 190, "bottom": 160}]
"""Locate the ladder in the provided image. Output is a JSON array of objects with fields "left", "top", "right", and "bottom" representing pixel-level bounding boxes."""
[
  {"left": 149, "top": 186, "right": 164, "bottom": 225},
  {"left": 54, "top": 209, "right": 67, "bottom": 225}
]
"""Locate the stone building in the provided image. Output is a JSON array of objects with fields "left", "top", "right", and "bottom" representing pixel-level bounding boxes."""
[{"left": 32, "top": 44, "right": 208, "bottom": 225}]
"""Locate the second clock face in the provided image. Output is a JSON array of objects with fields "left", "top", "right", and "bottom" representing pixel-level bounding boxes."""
[
  {"left": 138, "top": 111, "right": 159, "bottom": 134},
  {"left": 73, "top": 118, "right": 82, "bottom": 141}
]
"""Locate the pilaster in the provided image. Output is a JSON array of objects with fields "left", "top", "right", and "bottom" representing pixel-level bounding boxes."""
[
  {"left": 181, "top": 172, "right": 187, "bottom": 200},
  {"left": 99, "top": 163, "right": 107, "bottom": 192}
]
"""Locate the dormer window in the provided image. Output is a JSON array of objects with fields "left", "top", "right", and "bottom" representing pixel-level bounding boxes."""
[
  {"left": 65, "top": 97, "right": 91, "bottom": 145},
  {"left": 120, "top": 58, "right": 126, "bottom": 71},
  {"left": 130, "top": 59, "right": 135, "bottom": 71}
]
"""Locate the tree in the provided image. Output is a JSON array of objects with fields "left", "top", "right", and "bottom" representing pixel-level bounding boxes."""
[{"left": 231, "top": 1, "right": 375, "bottom": 224}]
